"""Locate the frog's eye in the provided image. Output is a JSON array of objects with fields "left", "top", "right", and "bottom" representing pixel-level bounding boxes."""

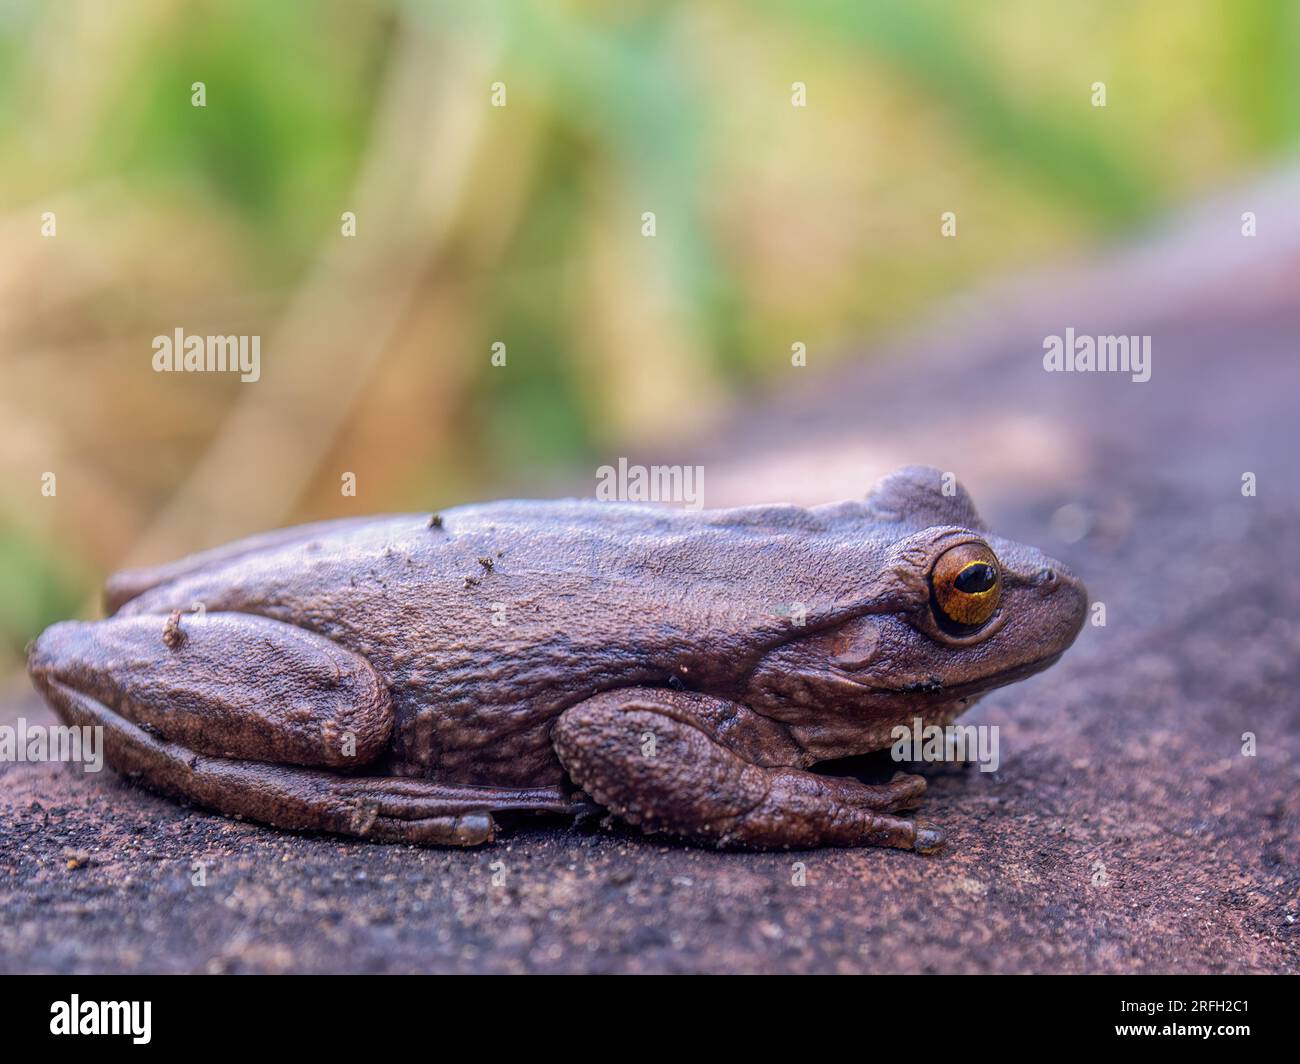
[{"left": 930, "top": 543, "right": 1001, "bottom": 631}]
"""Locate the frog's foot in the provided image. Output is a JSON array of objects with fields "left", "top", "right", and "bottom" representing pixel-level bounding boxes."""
[
  {"left": 553, "top": 688, "right": 944, "bottom": 853},
  {"left": 31, "top": 674, "right": 499, "bottom": 844},
  {"left": 26, "top": 613, "right": 578, "bottom": 846}
]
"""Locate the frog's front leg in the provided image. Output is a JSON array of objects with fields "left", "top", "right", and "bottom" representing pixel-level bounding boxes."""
[
  {"left": 27, "top": 613, "right": 582, "bottom": 846},
  {"left": 552, "top": 688, "right": 942, "bottom": 852}
]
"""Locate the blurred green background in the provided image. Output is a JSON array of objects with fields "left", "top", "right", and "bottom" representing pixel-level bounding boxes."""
[{"left": 2, "top": 0, "right": 1299, "bottom": 672}]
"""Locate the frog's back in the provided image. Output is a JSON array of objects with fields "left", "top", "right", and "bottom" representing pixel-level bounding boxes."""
[
  {"left": 109, "top": 497, "right": 885, "bottom": 617},
  {"left": 105, "top": 498, "right": 893, "bottom": 786}
]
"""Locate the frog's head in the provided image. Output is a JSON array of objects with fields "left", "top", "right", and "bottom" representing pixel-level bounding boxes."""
[{"left": 744, "top": 467, "right": 1087, "bottom": 740}]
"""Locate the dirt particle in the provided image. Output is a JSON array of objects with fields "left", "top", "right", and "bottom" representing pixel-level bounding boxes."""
[{"left": 162, "top": 610, "right": 187, "bottom": 649}]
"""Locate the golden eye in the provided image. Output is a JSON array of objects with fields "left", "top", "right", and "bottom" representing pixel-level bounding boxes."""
[{"left": 931, "top": 543, "right": 1001, "bottom": 629}]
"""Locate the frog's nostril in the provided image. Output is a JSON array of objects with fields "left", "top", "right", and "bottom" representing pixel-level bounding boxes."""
[{"left": 1035, "top": 568, "right": 1057, "bottom": 587}]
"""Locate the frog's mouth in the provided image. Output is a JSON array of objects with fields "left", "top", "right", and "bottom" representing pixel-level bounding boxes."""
[{"left": 830, "top": 650, "right": 1066, "bottom": 702}]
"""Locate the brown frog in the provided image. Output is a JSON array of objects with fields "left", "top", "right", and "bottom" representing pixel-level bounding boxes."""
[{"left": 27, "top": 467, "right": 1086, "bottom": 853}]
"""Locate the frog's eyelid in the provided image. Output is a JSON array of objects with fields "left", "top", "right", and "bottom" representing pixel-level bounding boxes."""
[{"left": 886, "top": 527, "right": 988, "bottom": 573}]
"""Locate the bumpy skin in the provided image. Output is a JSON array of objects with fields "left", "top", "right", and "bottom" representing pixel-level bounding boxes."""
[{"left": 27, "top": 467, "right": 1087, "bottom": 852}]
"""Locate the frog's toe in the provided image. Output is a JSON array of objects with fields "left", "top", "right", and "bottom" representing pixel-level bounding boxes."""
[
  {"left": 912, "top": 823, "right": 945, "bottom": 854},
  {"left": 883, "top": 770, "right": 927, "bottom": 810},
  {"left": 842, "top": 770, "right": 927, "bottom": 812},
  {"left": 325, "top": 777, "right": 587, "bottom": 846},
  {"left": 369, "top": 811, "right": 496, "bottom": 847}
]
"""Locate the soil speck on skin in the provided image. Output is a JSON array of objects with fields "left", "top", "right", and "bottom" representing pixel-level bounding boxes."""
[{"left": 162, "top": 611, "right": 186, "bottom": 649}]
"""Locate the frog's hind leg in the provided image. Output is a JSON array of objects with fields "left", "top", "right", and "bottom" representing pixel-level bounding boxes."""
[
  {"left": 554, "top": 688, "right": 943, "bottom": 852},
  {"left": 27, "top": 612, "right": 580, "bottom": 846}
]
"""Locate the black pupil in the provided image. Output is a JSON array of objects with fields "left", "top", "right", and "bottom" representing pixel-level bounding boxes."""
[{"left": 955, "top": 562, "right": 996, "bottom": 594}]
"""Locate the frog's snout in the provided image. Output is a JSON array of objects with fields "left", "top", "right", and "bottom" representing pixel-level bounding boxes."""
[{"left": 1025, "top": 557, "right": 1088, "bottom": 650}]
